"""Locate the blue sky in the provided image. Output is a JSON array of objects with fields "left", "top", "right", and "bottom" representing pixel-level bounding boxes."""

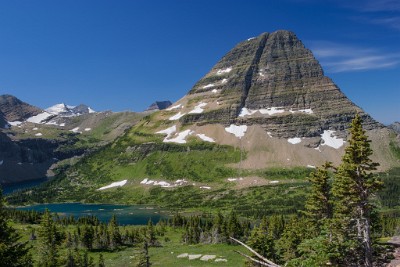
[{"left": 0, "top": 0, "right": 399, "bottom": 124}]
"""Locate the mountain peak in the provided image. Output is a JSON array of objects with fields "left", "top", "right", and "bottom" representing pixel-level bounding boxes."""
[
  {"left": 146, "top": 101, "right": 172, "bottom": 111},
  {"left": 179, "top": 30, "right": 380, "bottom": 138},
  {"left": 0, "top": 94, "right": 42, "bottom": 122}
]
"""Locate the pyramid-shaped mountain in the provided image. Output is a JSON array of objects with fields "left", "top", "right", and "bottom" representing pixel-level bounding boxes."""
[
  {"left": 148, "top": 30, "right": 393, "bottom": 169},
  {"left": 172, "top": 30, "right": 380, "bottom": 138}
]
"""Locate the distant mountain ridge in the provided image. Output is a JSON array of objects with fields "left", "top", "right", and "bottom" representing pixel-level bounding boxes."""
[
  {"left": 146, "top": 101, "right": 172, "bottom": 111},
  {"left": 0, "top": 95, "right": 144, "bottom": 184}
]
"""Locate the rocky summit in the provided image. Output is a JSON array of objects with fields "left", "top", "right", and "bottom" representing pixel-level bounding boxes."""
[{"left": 176, "top": 30, "right": 381, "bottom": 138}]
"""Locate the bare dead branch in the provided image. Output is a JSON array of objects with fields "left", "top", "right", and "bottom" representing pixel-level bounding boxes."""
[
  {"left": 233, "top": 250, "right": 272, "bottom": 267},
  {"left": 230, "top": 237, "right": 281, "bottom": 267}
]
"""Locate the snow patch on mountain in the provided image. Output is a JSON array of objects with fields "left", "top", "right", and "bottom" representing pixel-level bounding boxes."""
[
  {"left": 225, "top": 124, "right": 247, "bottom": 139},
  {"left": 169, "top": 112, "right": 185, "bottom": 121},
  {"left": 202, "top": 84, "right": 215, "bottom": 89},
  {"left": 27, "top": 112, "right": 53, "bottom": 124},
  {"left": 216, "top": 67, "right": 232, "bottom": 75},
  {"left": 46, "top": 103, "right": 70, "bottom": 115},
  {"left": 196, "top": 134, "right": 215, "bottom": 143},
  {"left": 321, "top": 130, "right": 345, "bottom": 149},
  {"left": 239, "top": 107, "right": 285, "bottom": 117},
  {"left": 8, "top": 121, "right": 22, "bottom": 126},
  {"left": 97, "top": 180, "right": 127, "bottom": 190},
  {"left": 290, "top": 108, "right": 313, "bottom": 114},
  {"left": 156, "top": 125, "right": 177, "bottom": 139},
  {"left": 259, "top": 107, "right": 285, "bottom": 115},
  {"left": 163, "top": 129, "right": 193, "bottom": 144},
  {"left": 70, "top": 127, "right": 80, "bottom": 133},
  {"left": 189, "top": 103, "right": 207, "bottom": 114},
  {"left": 239, "top": 108, "right": 257, "bottom": 117},
  {"left": 288, "top": 137, "right": 302, "bottom": 144}
]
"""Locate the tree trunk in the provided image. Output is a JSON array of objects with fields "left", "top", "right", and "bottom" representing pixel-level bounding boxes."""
[{"left": 363, "top": 216, "right": 373, "bottom": 267}]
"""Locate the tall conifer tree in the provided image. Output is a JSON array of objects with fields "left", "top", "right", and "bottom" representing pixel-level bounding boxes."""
[
  {"left": 332, "top": 114, "right": 382, "bottom": 267},
  {"left": 0, "top": 189, "right": 33, "bottom": 267}
]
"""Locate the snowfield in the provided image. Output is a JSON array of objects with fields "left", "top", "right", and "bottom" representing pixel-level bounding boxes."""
[
  {"left": 156, "top": 125, "right": 177, "bottom": 139},
  {"left": 8, "top": 121, "right": 22, "bottom": 126},
  {"left": 321, "top": 130, "right": 345, "bottom": 149},
  {"left": 225, "top": 124, "right": 247, "bottom": 139},
  {"left": 238, "top": 107, "right": 285, "bottom": 117},
  {"left": 140, "top": 178, "right": 188, "bottom": 188},
  {"left": 97, "top": 180, "right": 127, "bottom": 190},
  {"left": 70, "top": 127, "right": 80, "bottom": 133},
  {"left": 27, "top": 112, "right": 53, "bottom": 124},
  {"left": 169, "top": 112, "right": 185, "bottom": 121},
  {"left": 188, "top": 103, "right": 207, "bottom": 114},
  {"left": 288, "top": 137, "right": 302, "bottom": 144},
  {"left": 196, "top": 134, "right": 215, "bottom": 143},
  {"left": 163, "top": 129, "right": 193, "bottom": 144},
  {"left": 46, "top": 103, "right": 69, "bottom": 115}
]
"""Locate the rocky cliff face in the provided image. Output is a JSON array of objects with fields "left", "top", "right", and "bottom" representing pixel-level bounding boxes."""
[
  {"left": 0, "top": 94, "right": 42, "bottom": 122},
  {"left": 0, "top": 111, "right": 7, "bottom": 128},
  {"left": 180, "top": 30, "right": 381, "bottom": 138}
]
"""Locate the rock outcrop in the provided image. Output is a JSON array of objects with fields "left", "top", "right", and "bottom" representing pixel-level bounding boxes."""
[
  {"left": 0, "top": 94, "right": 42, "bottom": 122},
  {"left": 389, "top": 122, "right": 400, "bottom": 134}
]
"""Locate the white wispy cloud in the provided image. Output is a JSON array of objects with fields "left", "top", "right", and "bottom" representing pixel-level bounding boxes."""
[
  {"left": 361, "top": 0, "right": 400, "bottom": 12},
  {"left": 347, "top": 0, "right": 400, "bottom": 31},
  {"left": 310, "top": 41, "right": 400, "bottom": 72},
  {"left": 370, "top": 16, "right": 400, "bottom": 30}
]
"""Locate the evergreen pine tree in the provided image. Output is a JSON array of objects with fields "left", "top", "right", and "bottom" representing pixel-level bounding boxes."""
[
  {"left": 135, "top": 241, "right": 150, "bottom": 267},
  {"left": 0, "top": 188, "right": 33, "bottom": 267},
  {"left": 331, "top": 114, "right": 383, "bottom": 266},
  {"left": 304, "top": 162, "right": 334, "bottom": 229},
  {"left": 108, "top": 215, "right": 121, "bottom": 250},
  {"left": 37, "top": 209, "right": 63, "bottom": 267},
  {"left": 227, "top": 211, "right": 242, "bottom": 242},
  {"left": 247, "top": 217, "right": 276, "bottom": 262},
  {"left": 146, "top": 219, "right": 157, "bottom": 246}
]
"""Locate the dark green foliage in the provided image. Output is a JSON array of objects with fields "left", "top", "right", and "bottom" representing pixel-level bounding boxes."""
[
  {"left": 389, "top": 140, "right": 400, "bottom": 159},
  {"left": 377, "top": 168, "right": 400, "bottom": 208},
  {"left": 97, "top": 254, "right": 105, "bottom": 267},
  {"left": 135, "top": 242, "right": 150, "bottom": 267},
  {"left": 304, "top": 162, "right": 334, "bottom": 229},
  {"left": 108, "top": 215, "right": 121, "bottom": 250},
  {"left": 246, "top": 217, "right": 276, "bottom": 262},
  {"left": 0, "top": 189, "right": 33, "bottom": 267},
  {"left": 37, "top": 209, "right": 64, "bottom": 267},
  {"left": 332, "top": 114, "right": 382, "bottom": 267}
]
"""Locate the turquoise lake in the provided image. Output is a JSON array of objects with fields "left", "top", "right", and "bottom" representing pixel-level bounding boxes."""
[{"left": 17, "top": 203, "right": 168, "bottom": 225}]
